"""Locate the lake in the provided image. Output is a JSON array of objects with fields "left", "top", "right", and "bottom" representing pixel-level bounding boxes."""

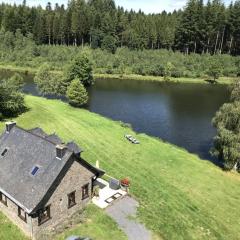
[{"left": 0, "top": 70, "right": 230, "bottom": 161}]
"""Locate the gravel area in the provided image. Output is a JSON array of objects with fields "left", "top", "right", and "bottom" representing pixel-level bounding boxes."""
[{"left": 105, "top": 196, "right": 151, "bottom": 240}]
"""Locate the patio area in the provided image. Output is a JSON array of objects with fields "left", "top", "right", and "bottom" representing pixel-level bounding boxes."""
[{"left": 92, "top": 178, "right": 128, "bottom": 209}]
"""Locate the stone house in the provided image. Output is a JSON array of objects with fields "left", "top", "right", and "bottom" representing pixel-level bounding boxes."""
[{"left": 0, "top": 122, "right": 104, "bottom": 239}]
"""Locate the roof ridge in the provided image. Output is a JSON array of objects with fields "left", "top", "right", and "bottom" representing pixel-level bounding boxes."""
[
  {"left": 47, "top": 133, "right": 59, "bottom": 137},
  {"left": 15, "top": 126, "right": 68, "bottom": 149}
]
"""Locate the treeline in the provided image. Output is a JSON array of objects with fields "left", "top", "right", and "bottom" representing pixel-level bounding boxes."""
[
  {"left": 176, "top": 0, "right": 240, "bottom": 55},
  {"left": 0, "top": 0, "right": 239, "bottom": 55},
  {"left": 0, "top": 31, "right": 240, "bottom": 79}
]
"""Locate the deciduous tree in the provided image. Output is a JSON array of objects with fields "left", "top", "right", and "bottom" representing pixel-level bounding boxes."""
[{"left": 65, "top": 53, "right": 94, "bottom": 87}]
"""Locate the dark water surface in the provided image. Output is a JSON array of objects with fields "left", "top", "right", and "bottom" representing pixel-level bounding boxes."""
[
  {"left": 0, "top": 69, "right": 230, "bottom": 160},
  {"left": 88, "top": 79, "right": 230, "bottom": 160}
]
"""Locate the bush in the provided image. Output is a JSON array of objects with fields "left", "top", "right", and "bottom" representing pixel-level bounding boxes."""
[
  {"left": 8, "top": 73, "right": 24, "bottom": 91},
  {"left": 149, "top": 64, "right": 165, "bottom": 76},
  {"left": 34, "top": 64, "right": 54, "bottom": 95},
  {"left": 207, "top": 59, "right": 222, "bottom": 81},
  {"left": 34, "top": 64, "right": 65, "bottom": 96},
  {"left": 105, "top": 63, "right": 114, "bottom": 74},
  {"left": 171, "top": 67, "right": 182, "bottom": 78},
  {"left": 164, "top": 62, "right": 174, "bottom": 81}
]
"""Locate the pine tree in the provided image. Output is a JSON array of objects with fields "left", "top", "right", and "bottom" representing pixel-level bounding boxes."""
[
  {"left": 45, "top": 2, "right": 53, "bottom": 45},
  {"left": 228, "top": 1, "right": 240, "bottom": 55},
  {"left": 52, "top": 4, "right": 61, "bottom": 44},
  {"left": 0, "top": 0, "right": 239, "bottom": 54},
  {"left": 175, "top": 0, "right": 199, "bottom": 54},
  {"left": 66, "top": 79, "right": 88, "bottom": 107},
  {"left": 71, "top": 0, "right": 88, "bottom": 47}
]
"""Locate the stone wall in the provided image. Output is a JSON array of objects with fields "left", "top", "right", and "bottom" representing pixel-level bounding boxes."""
[
  {"left": 0, "top": 196, "right": 33, "bottom": 238},
  {"left": 31, "top": 157, "right": 95, "bottom": 239},
  {"left": 0, "top": 157, "right": 95, "bottom": 240}
]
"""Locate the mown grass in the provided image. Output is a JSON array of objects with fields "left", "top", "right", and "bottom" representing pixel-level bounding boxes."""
[
  {"left": 0, "top": 198, "right": 126, "bottom": 240},
  {"left": 1, "top": 95, "right": 240, "bottom": 240},
  {"left": 55, "top": 204, "right": 127, "bottom": 240},
  {"left": 0, "top": 211, "right": 27, "bottom": 240},
  {"left": 0, "top": 204, "right": 127, "bottom": 240},
  {"left": 0, "top": 64, "right": 235, "bottom": 85}
]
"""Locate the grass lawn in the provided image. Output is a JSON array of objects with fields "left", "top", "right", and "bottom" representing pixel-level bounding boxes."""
[
  {"left": 1, "top": 95, "right": 240, "bottom": 240},
  {"left": 0, "top": 211, "right": 27, "bottom": 240},
  {"left": 55, "top": 204, "right": 127, "bottom": 240},
  {"left": 0, "top": 201, "right": 126, "bottom": 240}
]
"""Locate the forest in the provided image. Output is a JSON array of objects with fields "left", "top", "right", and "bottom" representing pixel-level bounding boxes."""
[
  {"left": 0, "top": 31, "right": 240, "bottom": 79},
  {"left": 0, "top": 0, "right": 240, "bottom": 55}
]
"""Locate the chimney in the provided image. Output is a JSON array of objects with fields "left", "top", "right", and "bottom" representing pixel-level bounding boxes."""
[
  {"left": 56, "top": 144, "right": 66, "bottom": 160},
  {"left": 6, "top": 121, "right": 16, "bottom": 133}
]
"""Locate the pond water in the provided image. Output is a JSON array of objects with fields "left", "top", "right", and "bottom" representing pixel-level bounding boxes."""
[{"left": 0, "top": 69, "right": 230, "bottom": 161}]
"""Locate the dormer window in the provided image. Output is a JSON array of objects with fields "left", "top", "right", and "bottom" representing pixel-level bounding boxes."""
[{"left": 1, "top": 149, "right": 8, "bottom": 157}]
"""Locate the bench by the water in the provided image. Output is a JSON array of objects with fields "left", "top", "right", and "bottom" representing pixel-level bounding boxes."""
[{"left": 125, "top": 135, "right": 140, "bottom": 144}]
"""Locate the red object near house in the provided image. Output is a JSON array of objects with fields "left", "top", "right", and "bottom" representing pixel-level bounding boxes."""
[{"left": 121, "top": 178, "right": 130, "bottom": 187}]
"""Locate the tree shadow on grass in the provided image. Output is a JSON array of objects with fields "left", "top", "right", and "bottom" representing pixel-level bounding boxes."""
[{"left": 0, "top": 105, "right": 30, "bottom": 123}]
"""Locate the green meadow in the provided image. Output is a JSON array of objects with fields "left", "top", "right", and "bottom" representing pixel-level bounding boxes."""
[{"left": 0, "top": 95, "right": 240, "bottom": 240}]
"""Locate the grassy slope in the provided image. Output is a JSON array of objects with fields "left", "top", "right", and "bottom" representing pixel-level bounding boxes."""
[
  {"left": 0, "top": 200, "right": 126, "bottom": 240},
  {"left": 55, "top": 204, "right": 127, "bottom": 240},
  {"left": 1, "top": 95, "right": 240, "bottom": 240},
  {"left": 0, "top": 212, "right": 27, "bottom": 240},
  {"left": 0, "top": 64, "right": 235, "bottom": 85}
]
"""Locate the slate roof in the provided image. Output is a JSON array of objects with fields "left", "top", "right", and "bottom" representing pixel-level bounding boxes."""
[
  {"left": 0, "top": 125, "right": 97, "bottom": 214},
  {"left": 45, "top": 133, "right": 63, "bottom": 145},
  {"left": 67, "top": 141, "right": 82, "bottom": 155},
  {"left": 29, "top": 127, "right": 48, "bottom": 138}
]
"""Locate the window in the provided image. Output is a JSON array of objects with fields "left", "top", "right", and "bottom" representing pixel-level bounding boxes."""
[
  {"left": 38, "top": 205, "right": 51, "bottom": 226},
  {"left": 68, "top": 191, "right": 76, "bottom": 209},
  {"left": 1, "top": 149, "right": 8, "bottom": 157},
  {"left": 18, "top": 207, "right": 27, "bottom": 222},
  {"left": 31, "top": 166, "right": 39, "bottom": 176},
  {"left": 0, "top": 192, "right": 7, "bottom": 206},
  {"left": 82, "top": 184, "right": 89, "bottom": 200}
]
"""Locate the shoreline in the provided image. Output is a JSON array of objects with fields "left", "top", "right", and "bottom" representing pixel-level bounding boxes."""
[
  {"left": 94, "top": 73, "right": 234, "bottom": 85},
  {"left": 0, "top": 64, "right": 235, "bottom": 85}
]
